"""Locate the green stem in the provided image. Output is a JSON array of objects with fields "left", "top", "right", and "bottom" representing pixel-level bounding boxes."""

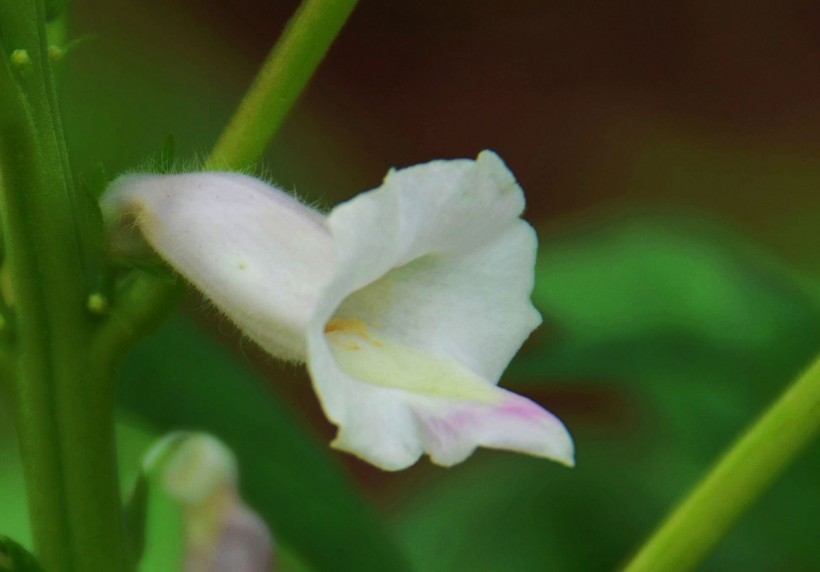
[
  {"left": 0, "top": 2, "right": 129, "bottom": 571},
  {"left": 206, "top": 0, "right": 359, "bottom": 170},
  {"left": 623, "top": 354, "right": 820, "bottom": 572},
  {"left": 89, "top": 274, "right": 183, "bottom": 377}
]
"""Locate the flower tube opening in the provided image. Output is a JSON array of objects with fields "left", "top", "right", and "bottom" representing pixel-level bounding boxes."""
[{"left": 305, "top": 151, "right": 575, "bottom": 470}]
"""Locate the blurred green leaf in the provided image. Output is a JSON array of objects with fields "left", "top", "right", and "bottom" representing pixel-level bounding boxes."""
[
  {"left": 0, "top": 446, "right": 31, "bottom": 556},
  {"left": 43, "top": 0, "right": 69, "bottom": 22},
  {"left": 513, "top": 213, "right": 820, "bottom": 383},
  {"left": 122, "top": 470, "right": 149, "bottom": 567},
  {"left": 117, "top": 314, "right": 412, "bottom": 572},
  {"left": 0, "top": 421, "right": 184, "bottom": 571},
  {"left": 0, "top": 536, "right": 43, "bottom": 572}
]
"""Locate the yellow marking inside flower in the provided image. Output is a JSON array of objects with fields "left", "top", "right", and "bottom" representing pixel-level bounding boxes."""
[
  {"left": 326, "top": 326, "right": 500, "bottom": 403},
  {"left": 324, "top": 325, "right": 499, "bottom": 401},
  {"left": 325, "top": 318, "right": 367, "bottom": 336},
  {"left": 325, "top": 318, "right": 383, "bottom": 350}
]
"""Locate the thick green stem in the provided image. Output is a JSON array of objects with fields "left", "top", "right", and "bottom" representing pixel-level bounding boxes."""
[
  {"left": 0, "top": 1, "right": 129, "bottom": 571},
  {"left": 206, "top": 0, "right": 359, "bottom": 170},
  {"left": 624, "top": 354, "right": 820, "bottom": 572},
  {"left": 0, "top": 0, "right": 360, "bottom": 569}
]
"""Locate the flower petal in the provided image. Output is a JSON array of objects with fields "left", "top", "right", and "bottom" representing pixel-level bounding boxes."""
[
  {"left": 102, "top": 173, "right": 335, "bottom": 360},
  {"left": 313, "top": 150, "right": 541, "bottom": 382},
  {"left": 317, "top": 150, "right": 526, "bottom": 301},
  {"left": 309, "top": 323, "right": 574, "bottom": 469},
  {"left": 203, "top": 507, "right": 274, "bottom": 572},
  {"left": 332, "top": 221, "right": 541, "bottom": 383},
  {"left": 305, "top": 151, "right": 572, "bottom": 469}
]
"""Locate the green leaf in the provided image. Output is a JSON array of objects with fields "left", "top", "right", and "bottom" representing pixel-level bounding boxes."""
[
  {"left": 117, "top": 313, "right": 412, "bottom": 572},
  {"left": 0, "top": 536, "right": 43, "bottom": 572},
  {"left": 43, "top": 0, "right": 70, "bottom": 22},
  {"left": 513, "top": 212, "right": 820, "bottom": 383}
]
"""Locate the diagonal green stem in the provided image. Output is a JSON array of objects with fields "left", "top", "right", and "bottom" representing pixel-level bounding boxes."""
[
  {"left": 206, "top": 0, "right": 359, "bottom": 170},
  {"left": 623, "top": 354, "right": 820, "bottom": 572}
]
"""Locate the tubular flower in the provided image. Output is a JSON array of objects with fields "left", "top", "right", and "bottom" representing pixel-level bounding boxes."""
[{"left": 102, "top": 151, "right": 574, "bottom": 470}]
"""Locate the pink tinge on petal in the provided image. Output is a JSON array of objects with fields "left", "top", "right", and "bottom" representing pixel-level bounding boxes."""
[
  {"left": 208, "top": 506, "right": 275, "bottom": 572},
  {"left": 496, "top": 398, "right": 558, "bottom": 422},
  {"left": 408, "top": 390, "right": 575, "bottom": 468},
  {"left": 184, "top": 502, "right": 274, "bottom": 572}
]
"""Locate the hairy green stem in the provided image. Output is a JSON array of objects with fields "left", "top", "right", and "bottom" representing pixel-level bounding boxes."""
[
  {"left": 206, "top": 0, "right": 359, "bottom": 170},
  {"left": 624, "top": 354, "right": 820, "bottom": 572},
  {"left": 0, "top": 1, "right": 129, "bottom": 570}
]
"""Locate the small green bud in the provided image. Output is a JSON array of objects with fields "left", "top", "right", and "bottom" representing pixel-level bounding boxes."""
[
  {"left": 9, "top": 49, "right": 30, "bottom": 69},
  {"left": 48, "top": 45, "right": 64, "bottom": 62},
  {"left": 87, "top": 292, "right": 109, "bottom": 315}
]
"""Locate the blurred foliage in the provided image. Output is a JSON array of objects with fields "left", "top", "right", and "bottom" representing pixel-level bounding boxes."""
[
  {"left": 122, "top": 460, "right": 150, "bottom": 567},
  {"left": 0, "top": 536, "right": 43, "bottom": 572},
  {"left": 0, "top": 422, "right": 183, "bottom": 570},
  {"left": 520, "top": 213, "right": 820, "bottom": 382}
]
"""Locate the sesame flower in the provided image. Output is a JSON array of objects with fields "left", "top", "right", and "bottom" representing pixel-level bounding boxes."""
[{"left": 102, "top": 151, "right": 574, "bottom": 470}]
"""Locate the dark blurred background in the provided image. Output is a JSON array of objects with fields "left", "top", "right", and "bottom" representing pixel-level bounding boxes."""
[{"left": 67, "top": 0, "right": 820, "bottom": 274}]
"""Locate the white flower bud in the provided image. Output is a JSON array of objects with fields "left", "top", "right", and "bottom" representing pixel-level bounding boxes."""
[{"left": 158, "top": 434, "right": 274, "bottom": 572}]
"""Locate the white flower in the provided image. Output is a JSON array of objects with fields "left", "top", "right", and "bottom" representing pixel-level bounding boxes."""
[{"left": 103, "top": 151, "right": 575, "bottom": 470}]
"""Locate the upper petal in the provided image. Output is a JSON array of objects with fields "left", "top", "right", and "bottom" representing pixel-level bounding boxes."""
[
  {"left": 102, "top": 172, "right": 335, "bottom": 360},
  {"left": 317, "top": 150, "right": 526, "bottom": 302}
]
